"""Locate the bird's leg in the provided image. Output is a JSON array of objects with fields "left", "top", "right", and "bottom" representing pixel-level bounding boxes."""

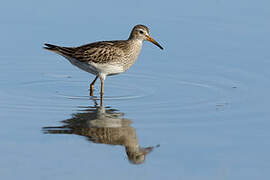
[
  {"left": 100, "top": 78, "right": 104, "bottom": 106},
  {"left": 90, "top": 75, "right": 98, "bottom": 96}
]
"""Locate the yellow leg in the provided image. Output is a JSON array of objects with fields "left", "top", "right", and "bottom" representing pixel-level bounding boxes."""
[
  {"left": 90, "top": 75, "right": 98, "bottom": 96},
  {"left": 100, "top": 78, "right": 104, "bottom": 106}
]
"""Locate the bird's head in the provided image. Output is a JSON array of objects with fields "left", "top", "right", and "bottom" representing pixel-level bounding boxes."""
[{"left": 129, "top": 24, "right": 163, "bottom": 50}]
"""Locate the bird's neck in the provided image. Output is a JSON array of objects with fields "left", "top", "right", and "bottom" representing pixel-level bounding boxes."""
[
  {"left": 127, "top": 39, "right": 143, "bottom": 56},
  {"left": 121, "top": 39, "right": 143, "bottom": 71}
]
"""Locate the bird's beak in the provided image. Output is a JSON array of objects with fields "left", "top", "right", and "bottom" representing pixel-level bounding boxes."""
[
  {"left": 141, "top": 146, "right": 154, "bottom": 155},
  {"left": 146, "top": 35, "right": 163, "bottom": 50}
]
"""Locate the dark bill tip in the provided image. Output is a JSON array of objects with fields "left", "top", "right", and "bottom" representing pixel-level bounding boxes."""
[{"left": 147, "top": 36, "right": 164, "bottom": 50}]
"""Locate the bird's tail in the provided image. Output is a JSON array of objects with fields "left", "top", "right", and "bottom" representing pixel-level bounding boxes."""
[
  {"left": 43, "top": 43, "right": 60, "bottom": 51},
  {"left": 42, "top": 126, "right": 73, "bottom": 134},
  {"left": 43, "top": 43, "right": 75, "bottom": 56}
]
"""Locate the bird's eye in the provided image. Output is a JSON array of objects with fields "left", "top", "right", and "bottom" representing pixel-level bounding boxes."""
[{"left": 139, "top": 30, "right": 144, "bottom": 34}]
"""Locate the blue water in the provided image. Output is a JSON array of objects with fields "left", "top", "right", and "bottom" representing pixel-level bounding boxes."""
[{"left": 1, "top": 0, "right": 270, "bottom": 179}]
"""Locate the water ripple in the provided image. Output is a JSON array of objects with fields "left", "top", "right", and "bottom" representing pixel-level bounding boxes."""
[{"left": 0, "top": 69, "right": 243, "bottom": 113}]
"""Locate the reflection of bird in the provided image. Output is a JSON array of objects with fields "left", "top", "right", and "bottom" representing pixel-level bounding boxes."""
[
  {"left": 44, "top": 24, "right": 163, "bottom": 98},
  {"left": 43, "top": 103, "right": 156, "bottom": 164}
]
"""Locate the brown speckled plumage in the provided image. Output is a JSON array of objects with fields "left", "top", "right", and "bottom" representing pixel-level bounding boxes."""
[
  {"left": 45, "top": 41, "right": 129, "bottom": 64},
  {"left": 44, "top": 24, "right": 163, "bottom": 98}
]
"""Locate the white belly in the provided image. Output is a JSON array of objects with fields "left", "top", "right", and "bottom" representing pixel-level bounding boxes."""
[
  {"left": 89, "top": 61, "right": 124, "bottom": 76},
  {"left": 66, "top": 57, "right": 124, "bottom": 76}
]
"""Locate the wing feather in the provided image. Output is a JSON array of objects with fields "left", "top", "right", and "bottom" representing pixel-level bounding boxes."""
[
  {"left": 72, "top": 41, "right": 127, "bottom": 64},
  {"left": 44, "top": 41, "right": 129, "bottom": 64}
]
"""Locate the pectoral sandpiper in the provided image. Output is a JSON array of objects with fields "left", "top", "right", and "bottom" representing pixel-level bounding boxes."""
[{"left": 44, "top": 24, "right": 163, "bottom": 100}]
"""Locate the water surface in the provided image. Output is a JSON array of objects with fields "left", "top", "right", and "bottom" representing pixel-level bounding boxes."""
[{"left": 1, "top": 0, "right": 270, "bottom": 179}]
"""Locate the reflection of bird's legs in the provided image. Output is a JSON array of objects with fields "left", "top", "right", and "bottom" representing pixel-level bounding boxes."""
[
  {"left": 100, "top": 78, "right": 104, "bottom": 106},
  {"left": 93, "top": 99, "right": 98, "bottom": 107},
  {"left": 90, "top": 75, "right": 98, "bottom": 96}
]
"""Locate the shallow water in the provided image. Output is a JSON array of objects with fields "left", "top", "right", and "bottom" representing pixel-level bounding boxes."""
[{"left": 1, "top": 0, "right": 270, "bottom": 179}]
